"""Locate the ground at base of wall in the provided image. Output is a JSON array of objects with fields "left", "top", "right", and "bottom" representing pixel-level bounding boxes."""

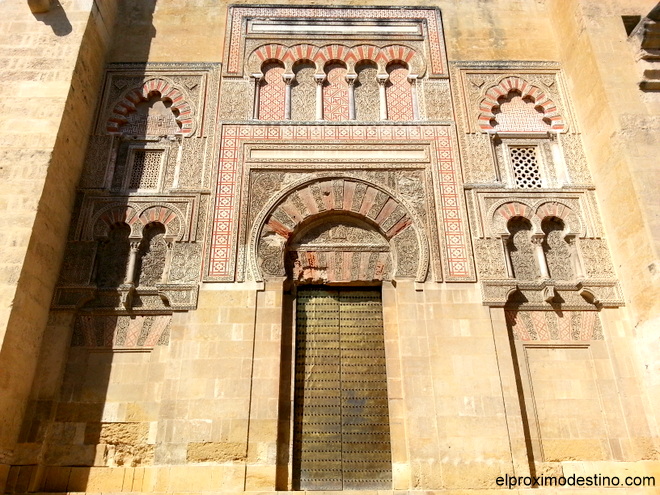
[{"left": 11, "top": 490, "right": 660, "bottom": 495}]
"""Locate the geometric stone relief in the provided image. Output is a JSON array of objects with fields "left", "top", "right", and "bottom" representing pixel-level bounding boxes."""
[
  {"left": 79, "top": 136, "right": 114, "bottom": 189},
  {"left": 71, "top": 314, "right": 171, "bottom": 348},
  {"left": 95, "top": 224, "right": 132, "bottom": 288},
  {"left": 246, "top": 42, "right": 424, "bottom": 122},
  {"left": 57, "top": 241, "right": 97, "bottom": 286},
  {"left": 77, "top": 196, "right": 198, "bottom": 243},
  {"left": 208, "top": 124, "right": 474, "bottom": 282},
  {"left": 482, "top": 281, "right": 624, "bottom": 310},
  {"left": 323, "top": 62, "right": 350, "bottom": 121},
  {"left": 462, "top": 133, "right": 498, "bottom": 184},
  {"left": 450, "top": 63, "right": 595, "bottom": 191},
  {"left": 505, "top": 310, "right": 604, "bottom": 341},
  {"left": 386, "top": 62, "right": 414, "bottom": 121},
  {"left": 52, "top": 195, "right": 203, "bottom": 312},
  {"left": 259, "top": 61, "right": 286, "bottom": 121},
  {"left": 168, "top": 243, "right": 203, "bottom": 284}
]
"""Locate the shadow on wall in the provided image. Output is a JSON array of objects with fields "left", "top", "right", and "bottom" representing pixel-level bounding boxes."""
[
  {"left": 5, "top": 1, "right": 160, "bottom": 494},
  {"left": 30, "top": 1, "right": 72, "bottom": 37}
]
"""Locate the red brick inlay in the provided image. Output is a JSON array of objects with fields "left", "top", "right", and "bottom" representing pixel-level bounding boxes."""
[
  {"left": 208, "top": 125, "right": 469, "bottom": 280},
  {"left": 386, "top": 64, "right": 414, "bottom": 121},
  {"left": 107, "top": 78, "right": 194, "bottom": 135},
  {"left": 478, "top": 77, "right": 564, "bottom": 132}
]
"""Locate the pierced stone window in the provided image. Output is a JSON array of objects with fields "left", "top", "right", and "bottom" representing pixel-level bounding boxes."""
[
  {"left": 510, "top": 146, "right": 542, "bottom": 188},
  {"left": 127, "top": 149, "right": 164, "bottom": 191}
]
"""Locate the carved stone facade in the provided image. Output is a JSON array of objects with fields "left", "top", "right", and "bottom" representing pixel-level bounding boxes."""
[{"left": 3, "top": 3, "right": 658, "bottom": 495}]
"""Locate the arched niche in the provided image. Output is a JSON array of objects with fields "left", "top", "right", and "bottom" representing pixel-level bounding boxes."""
[
  {"left": 249, "top": 178, "right": 429, "bottom": 283},
  {"left": 286, "top": 215, "right": 392, "bottom": 284}
]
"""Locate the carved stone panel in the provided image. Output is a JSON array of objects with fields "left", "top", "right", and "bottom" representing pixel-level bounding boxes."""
[
  {"left": 72, "top": 314, "right": 171, "bottom": 348},
  {"left": 505, "top": 310, "right": 604, "bottom": 341}
]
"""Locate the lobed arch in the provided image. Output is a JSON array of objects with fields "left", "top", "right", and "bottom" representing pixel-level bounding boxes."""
[
  {"left": 249, "top": 177, "right": 429, "bottom": 283},
  {"left": 536, "top": 201, "right": 583, "bottom": 237},
  {"left": 489, "top": 200, "right": 584, "bottom": 238},
  {"left": 106, "top": 78, "right": 195, "bottom": 136},
  {"left": 87, "top": 204, "right": 185, "bottom": 242},
  {"left": 477, "top": 76, "right": 564, "bottom": 132},
  {"left": 247, "top": 42, "right": 426, "bottom": 78}
]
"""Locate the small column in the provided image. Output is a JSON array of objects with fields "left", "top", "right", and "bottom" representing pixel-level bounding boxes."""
[
  {"left": 283, "top": 73, "right": 294, "bottom": 120},
  {"left": 314, "top": 74, "right": 325, "bottom": 120},
  {"left": 346, "top": 74, "right": 357, "bottom": 120},
  {"left": 531, "top": 235, "right": 550, "bottom": 279},
  {"left": 125, "top": 240, "right": 141, "bottom": 285},
  {"left": 501, "top": 235, "right": 515, "bottom": 278},
  {"left": 252, "top": 73, "right": 263, "bottom": 120},
  {"left": 408, "top": 74, "right": 420, "bottom": 120},
  {"left": 377, "top": 74, "right": 388, "bottom": 121}
]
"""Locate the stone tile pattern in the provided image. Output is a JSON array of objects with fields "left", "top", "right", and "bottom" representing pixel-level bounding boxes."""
[
  {"left": 386, "top": 64, "right": 414, "bottom": 121},
  {"left": 208, "top": 125, "right": 469, "bottom": 280},
  {"left": 494, "top": 94, "right": 551, "bottom": 132},
  {"left": 258, "top": 62, "right": 286, "bottom": 121},
  {"left": 226, "top": 6, "right": 447, "bottom": 76},
  {"left": 323, "top": 63, "right": 349, "bottom": 121},
  {"left": 506, "top": 310, "right": 604, "bottom": 340}
]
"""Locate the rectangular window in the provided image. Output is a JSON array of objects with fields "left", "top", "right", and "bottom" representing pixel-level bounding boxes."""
[
  {"left": 127, "top": 150, "right": 163, "bottom": 191},
  {"left": 293, "top": 287, "right": 392, "bottom": 490},
  {"left": 510, "top": 146, "right": 542, "bottom": 188}
]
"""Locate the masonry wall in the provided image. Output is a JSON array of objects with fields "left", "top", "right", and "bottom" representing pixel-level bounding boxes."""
[
  {"left": 547, "top": 0, "right": 660, "bottom": 440},
  {"left": 2, "top": 0, "right": 659, "bottom": 494},
  {"left": 0, "top": 0, "right": 118, "bottom": 488}
]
